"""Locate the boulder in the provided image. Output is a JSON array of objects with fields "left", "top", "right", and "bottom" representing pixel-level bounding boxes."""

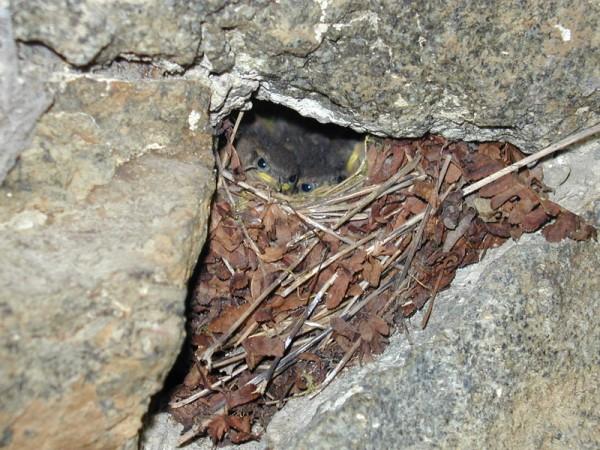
[
  {"left": 9, "top": 1, "right": 600, "bottom": 150},
  {"left": 0, "top": 77, "right": 214, "bottom": 450}
]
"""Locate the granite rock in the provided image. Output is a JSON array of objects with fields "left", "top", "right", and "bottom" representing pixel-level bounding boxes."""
[
  {"left": 9, "top": 1, "right": 600, "bottom": 150},
  {"left": 205, "top": 0, "right": 600, "bottom": 150},
  {"left": 0, "top": 77, "right": 214, "bottom": 450},
  {"left": 0, "top": 6, "right": 52, "bottom": 184},
  {"left": 4, "top": 1, "right": 600, "bottom": 449},
  {"left": 10, "top": 0, "right": 227, "bottom": 66}
]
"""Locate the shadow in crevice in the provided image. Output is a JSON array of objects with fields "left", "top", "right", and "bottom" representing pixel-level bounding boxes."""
[{"left": 143, "top": 223, "right": 211, "bottom": 424}]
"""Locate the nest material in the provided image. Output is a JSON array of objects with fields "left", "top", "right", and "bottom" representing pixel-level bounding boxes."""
[{"left": 168, "top": 123, "right": 597, "bottom": 445}]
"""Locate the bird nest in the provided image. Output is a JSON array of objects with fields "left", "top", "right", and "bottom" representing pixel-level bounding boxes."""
[{"left": 167, "top": 118, "right": 597, "bottom": 445}]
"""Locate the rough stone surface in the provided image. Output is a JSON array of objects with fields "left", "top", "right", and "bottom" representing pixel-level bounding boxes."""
[
  {"left": 9, "top": 1, "right": 600, "bottom": 151},
  {"left": 10, "top": 0, "right": 227, "bottom": 67},
  {"left": 270, "top": 237, "right": 600, "bottom": 450},
  {"left": 0, "top": 76, "right": 214, "bottom": 450},
  {"left": 141, "top": 140, "right": 599, "bottom": 449},
  {"left": 211, "top": 0, "right": 600, "bottom": 151},
  {"left": 0, "top": 6, "right": 52, "bottom": 184}
]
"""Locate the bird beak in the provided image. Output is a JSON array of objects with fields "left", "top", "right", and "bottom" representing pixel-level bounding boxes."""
[
  {"left": 255, "top": 171, "right": 278, "bottom": 187},
  {"left": 345, "top": 142, "right": 363, "bottom": 174},
  {"left": 279, "top": 182, "right": 294, "bottom": 193}
]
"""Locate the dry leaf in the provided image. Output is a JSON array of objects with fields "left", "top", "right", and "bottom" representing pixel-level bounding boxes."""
[
  {"left": 206, "top": 415, "right": 229, "bottom": 443},
  {"left": 207, "top": 303, "right": 251, "bottom": 334},
  {"left": 242, "top": 335, "right": 285, "bottom": 370},
  {"left": 362, "top": 257, "right": 382, "bottom": 287},
  {"left": 326, "top": 269, "right": 352, "bottom": 309},
  {"left": 225, "top": 384, "right": 260, "bottom": 409},
  {"left": 229, "top": 272, "right": 249, "bottom": 292},
  {"left": 261, "top": 245, "right": 286, "bottom": 262}
]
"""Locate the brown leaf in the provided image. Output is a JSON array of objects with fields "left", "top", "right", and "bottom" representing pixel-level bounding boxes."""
[
  {"left": 326, "top": 269, "right": 352, "bottom": 309},
  {"left": 340, "top": 249, "right": 367, "bottom": 273},
  {"left": 478, "top": 174, "right": 516, "bottom": 198},
  {"left": 229, "top": 272, "right": 249, "bottom": 292},
  {"left": 542, "top": 210, "right": 596, "bottom": 242},
  {"left": 229, "top": 430, "right": 258, "bottom": 445},
  {"left": 489, "top": 184, "right": 521, "bottom": 210},
  {"left": 250, "top": 272, "right": 264, "bottom": 300},
  {"left": 191, "top": 333, "right": 213, "bottom": 350},
  {"left": 460, "top": 153, "right": 505, "bottom": 181},
  {"left": 225, "top": 415, "right": 252, "bottom": 433},
  {"left": 215, "top": 221, "right": 243, "bottom": 252},
  {"left": 228, "top": 246, "right": 249, "bottom": 269},
  {"left": 368, "top": 315, "right": 390, "bottom": 336},
  {"left": 183, "top": 364, "right": 203, "bottom": 388},
  {"left": 225, "top": 384, "right": 260, "bottom": 409},
  {"left": 412, "top": 180, "right": 435, "bottom": 203},
  {"left": 347, "top": 282, "right": 364, "bottom": 297},
  {"left": 362, "top": 257, "right": 382, "bottom": 287},
  {"left": 445, "top": 161, "right": 463, "bottom": 183},
  {"left": 206, "top": 415, "right": 229, "bottom": 443},
  {"left": 330, "top": 317, "right": 357, "bottom": 340},
  {"left": 359, "top": 320, "right": 374, "bottom": 342},
  {"left": 207, "top": 303, "right": 250, "bottom": 334},
  {"left": 212, "top": 261, "right": 232, "bottom": 281},
  {"left": 261, "top": 245, "right": 286, "bottom": 263},
  {"left": 262, "top": 204, "right": 278, "bottom": 237},
  {"left": 404, "top": 196, "right": 427, "bottom": 215},
  {"left": 253, "top": 307, "right": 274, "bottom": 323},
  {"left": 478, "top": 142, "right": 503, "bottom": 160},
  {"left": 540, "top": 199, "right": 562, "bottom": 217},
  {"left": 276, "top": 219, "right": 292, "bottom": 244},
  {"left": 242, "top": 335, "right": 285, "bottom": 370},
  {"left": 485, "top": 221, "right": 512, "bottom": 238},
  {"left": 521, "top": 206, "right": 550, "bottom": 232}
]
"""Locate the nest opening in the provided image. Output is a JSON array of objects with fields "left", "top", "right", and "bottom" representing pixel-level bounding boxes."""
[{"left": 150, "top": 101, "right": 596, "bottom": 446}]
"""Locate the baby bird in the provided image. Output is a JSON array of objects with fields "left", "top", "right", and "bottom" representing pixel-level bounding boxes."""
[
  {"left": 233, "top": 102, "right": 362, "bottom": 194},
  {"left": 235, "top": 115, "right": 300, "bottom": 193},
  {"left": 295, "top": 131, "right": 362, "bottom": 194}
]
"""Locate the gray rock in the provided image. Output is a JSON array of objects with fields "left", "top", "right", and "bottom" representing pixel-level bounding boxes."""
[
  {"left": 204, "top": 0, "right": 600, "bottom": 151},
  {"left": 10, "top": 0, "right": 227, "bottom": 66},
  {"left": 4, "top": 1, "right": 600, "bottom": 449},
  {"left": 0, "top": 6, "right": 52, "bottom": 184},
  {"left": 0, "top": 76, "right": 214, "bottom": 450},
  {"left": 268, "top": 237, "right": 600, "bottom": 450},
  {"left": 10, "top": 1, "right": 600, "bottom": 150}
]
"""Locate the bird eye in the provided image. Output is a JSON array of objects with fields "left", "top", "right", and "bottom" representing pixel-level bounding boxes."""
[
  {"left": 288, "top": 174, "right": 298, "bottom": 184},
  {"left": 257, "top": 157, "right": 269, "bottom": 171},
  {"left": 301, "top": 182, "right": 315, "bottom": 192}
]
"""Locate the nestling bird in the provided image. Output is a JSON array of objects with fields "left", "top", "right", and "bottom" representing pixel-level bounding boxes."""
[
  {"left": 234, "top": 114, "right": 300, "bottom": 193},
  {"left": 233, "top": 102, "right": 362, "bottom": 194}
]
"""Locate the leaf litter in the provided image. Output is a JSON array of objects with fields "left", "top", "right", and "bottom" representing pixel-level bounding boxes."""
[{"left": 168, "top": 118, "right": 597, "bottom": 446}]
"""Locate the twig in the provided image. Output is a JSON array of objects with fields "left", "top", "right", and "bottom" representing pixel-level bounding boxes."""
[
  {"left": 333, "top": 156, "right": 421, "bottom": 230},
  {"left": 257, "top": 272, "right": 339, "bottom": 394},
  {"left": 420, "top": 260, "right": 449, "bottom": 329},
  {"left": 200, "top": 242, "right": 316, "bottom": 368},
  {"left": 221, "top": 169, "right": 355, "bottom": 246},
  {"left": 462, "top": 123, "right": 600, "bottom": 196},
  {"left": 214, "top": 149, "right": 266, "bottom": 274},
  {"left": 170, "top": 364, "right": 248, "bottom": 408},
  {"left": 309, "top": 338, "right": 362, "bottom": 399},
  {"left": 281, "top": 232, "right": 378, "bottom": 296}
]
